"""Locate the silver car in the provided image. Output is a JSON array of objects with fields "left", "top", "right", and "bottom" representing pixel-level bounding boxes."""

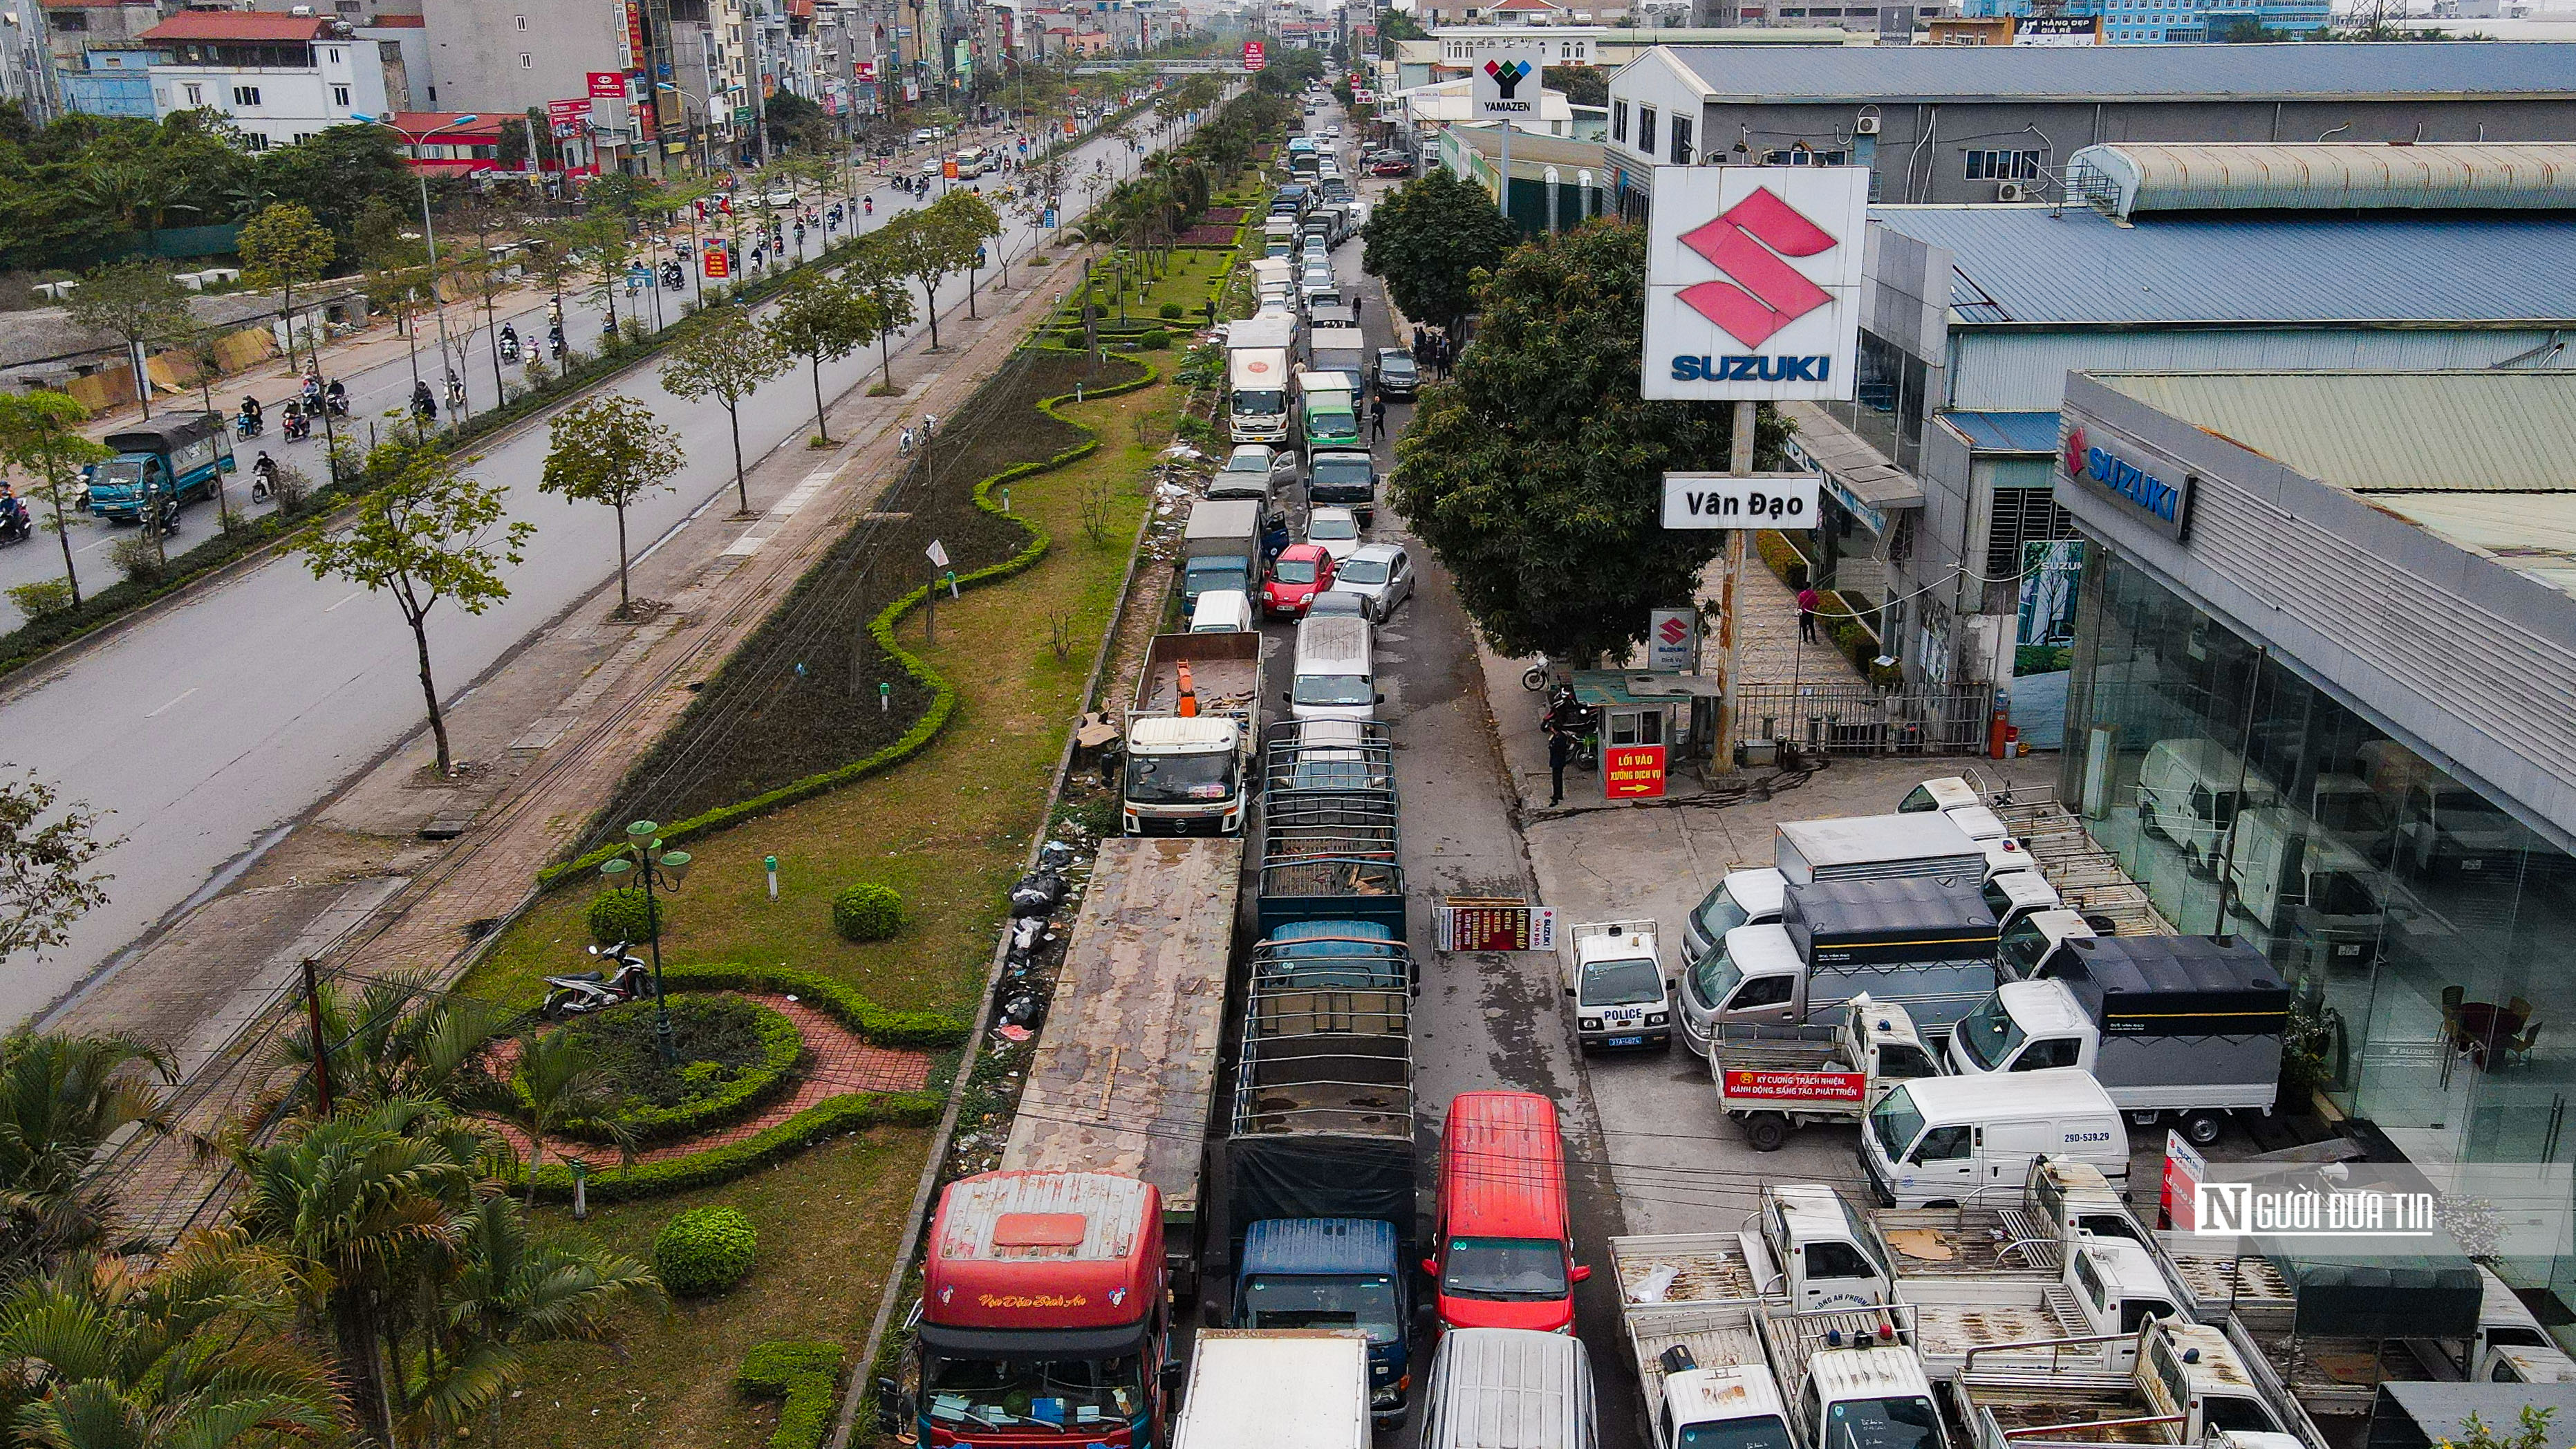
[{"left": 1329, "top": 543, "right": 1414, "bottom": 622}]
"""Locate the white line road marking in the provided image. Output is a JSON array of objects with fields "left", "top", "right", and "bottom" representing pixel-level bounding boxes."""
[
  {"left": 144, "top": 686, "right": 197, "bottom": 719},
  {"left": 324, "top": 590, "right": 365, "bottom": 612}
]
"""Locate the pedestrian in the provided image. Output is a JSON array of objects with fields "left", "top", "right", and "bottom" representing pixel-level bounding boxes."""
[
  {"left": 1797, "top": 583, "right": 1821, "bottom": 643},
  {"left": 1547, "top": 721, "right": 1573, "bottom": 807},
  {"left": 1370, "top": 395, "right": 1387, "bottom": 442},
  {"left": 1351, "top": 292, "right": 1363, "bottom": 321},
  {"left": 1411, "top": 324, "right": 1428, "bottom": 362}
]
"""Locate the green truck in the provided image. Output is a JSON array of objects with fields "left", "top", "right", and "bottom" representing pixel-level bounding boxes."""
[
  {"left": 88, "top": 411, "right": 235, "bottom": 522},
  {"left": 1296, "top": 370, "right": 1359, "bottom": 459}
]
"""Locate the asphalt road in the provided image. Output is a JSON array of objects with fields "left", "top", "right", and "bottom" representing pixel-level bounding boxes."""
[{"left": 0, "top": 98, "right": 1216, "bottom": 1027}]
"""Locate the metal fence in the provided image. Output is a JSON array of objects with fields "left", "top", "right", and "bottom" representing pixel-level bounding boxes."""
[{"left": 1734, "top": 682, "right": 1994, "bottom": 756}]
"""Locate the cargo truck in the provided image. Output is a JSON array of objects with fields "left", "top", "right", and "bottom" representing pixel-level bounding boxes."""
[
  {"left": 1296, "top": 370, "right": 1360, "bottom": 458},
  {"left": 1623, "top": 1298, "right": 1941, "bottom": 1449},
  {"left": 1124, "top": 632, "right": 1265, "bottom": 836},
  {"left": 87, "top": 411, "right": 234, "bottom": 521},
  {"left": 1694, "top": 877, "right": 2004, "bottom": 1043},
  {"left": 1775, "top": 815, "right": 1989, "bottom": 887},
  {"left": 1307, "top": 325, "right": 1367, "bottom": 395},
  {"left": 1946, "top": 1318, "right": 2318, "bottom": 1449},
  {"left": 1264, "top": 719, "right": 1394, "bottom": 797},
  {"left": 1171, "top": 1329, "right": 1370, "bottom": 1449},
  {"left": 1608, "top": 1184, "right": 1899, "bottom": 1316},
  {"left": 1898, "top": 1236, "right": 2183, "bottom": 1381},
  {"left": 1181, "top": 497, "right": 1266, "bottom": 611},
  {"left": 2164, "top": 1249, "right": 2576, "bottom": 1387},
  {"left": 1948, "top": 935, "right": 2289, "bottom": 1146},
  {"left": 1229, "top": 348, "right": 1293, "bottom": 442},
  {"left": 1258, "top": 792, "right": 1403, "bottom": 940},
  {"left": 1000, "top": 837, "right": 1240, "bottom": 1296},
  {"left": 1710, "top": 996, "right": 1943, "bottom": 1150}
]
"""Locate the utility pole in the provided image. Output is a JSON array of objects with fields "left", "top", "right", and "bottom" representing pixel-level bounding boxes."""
[{"left": 301, "top": 957, "right": 335, "bottom": 1116}]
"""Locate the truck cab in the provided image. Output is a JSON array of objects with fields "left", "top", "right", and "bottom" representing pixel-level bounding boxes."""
[
  {"left": 1771, "top": 1322, "right": 1948, "bottom": 1449},
  {"left": 1565, "top": 920, "right": 1673, "bottom": 1051},
  {"left": 1125, "top": 716, "right": 1249, "bottom": 836},
  {"left": 1233, "top": 1219, "right": 1412, "bottom": 1425},
  {"left": 1898, "top": 777, "right": 1984, "bottom": 814},
  {"left": 1949, "top": 979, "right": 2095, "bottom": 1077},
  {"left": 1648, "top": 1351, "right": 1794, "bottom": 1449},
  {"left": 1983, "top": 871, "right": 2063, "bottom": 937},
  {"left": 1999, "top": 909, "right": 2095, "bottom": 978}
]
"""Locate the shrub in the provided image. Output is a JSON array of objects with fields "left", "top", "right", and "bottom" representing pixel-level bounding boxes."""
[
  {"left": 739, "top": 1342, "right": 843, "bottom": 1449},
  {"left": 830, "top": 883, "right": 904, "bottom": 942},
  {"left": 1157, "top": 301, "right": 1185, "bottom": 320},
  {"left": 5, "top": 579, "right": 73, "bottom": 620},
  {"left": 1138, "top": 328, "right": 1173, "bottom": 351},
  {"left": 266, "top": 462, "right": 314, "bottom": 514},
  {"left": 108, "top": 536, "right": 165, "bottom": 586},
  {"left": 551, "top": 993, "right": 802, "bottom": 1144},
  {"left": 586, "top": 886, "right": 661, "bottom": 944},
  {"left": 662, "top": 963, "right": 967, "bottom": 1048},
  {"left": 520, "top": 1089, "right": 941, "bottom": 1202},
  {"left": 655, "top": 1205, "right": 758, "bottom": 1296}
]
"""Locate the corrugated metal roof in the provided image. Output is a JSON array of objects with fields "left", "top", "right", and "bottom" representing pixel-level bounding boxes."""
[
  {"left": 1941, "top": 410, "right": 2061, "bottom": 453},
  {"left": 2089, "top": 370, "right": 2576, "bottom": 494},
  {"left": 2365, "top": 492, "right": 2576, "bottom": 601},
  {"left": 1659, "top": 41, "right": 2576, "bottom": 102},
  {"left": 2067, "top": 142, "right": 2576, "bottom": 218},
  {"left": 1869, "top": 206, "right": 2576, "bottom": 326}
]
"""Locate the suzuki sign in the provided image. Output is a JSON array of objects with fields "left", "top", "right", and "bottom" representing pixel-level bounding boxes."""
[
  {"left": 1643, "top": 166, "right": 1868, "bottom": 402},
  {"left": 1471, "top": 47, "right": 1545, "bottom": 123}
]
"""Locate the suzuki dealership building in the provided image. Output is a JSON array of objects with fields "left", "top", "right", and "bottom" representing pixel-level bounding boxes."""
[{"left": 2050, "top": 368, "right": 2576, "bottom": 1311}]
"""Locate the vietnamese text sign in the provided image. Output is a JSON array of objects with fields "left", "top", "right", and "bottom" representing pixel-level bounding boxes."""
[
  {"left": 1643, "top": 167, "right": 1868, "bottom": 402},
  {"left": 1242, "top": 39, "right": 1267, "bottom": 71},
  {"left": 1662, "top": 472, "right": 1822, "bottom": 530},
  {"left": 1469, "top": 47, "right": 1545, "bottom": 124},
  {"left": 588, "top": 71, "right": 627, "bottom": 99},
  {"left": 1605, "top": 745, "right": 1668, "bottom": 800},
  {"left": 702, "top": 245, "right": 730, "bottom": 280},
  {"left": 1437, "top": 899, "right": 1558, "bottom": 952},
  {"left": 1723, "top": 1068, "right": 1866, "bottom": 1104},
  {"left": 2160, "top": 1129, "right": 2205, "bottom": 1231}
]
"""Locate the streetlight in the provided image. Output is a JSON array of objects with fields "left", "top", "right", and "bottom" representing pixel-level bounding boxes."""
[
  {"left": 657, "top": 83, "right": 716, "bottom": 176},
  {"left": 352, "top": 112, "right": 482, "bottom": 424},
  {"left": 599, "top": 819, "right": 691, "bottom": 1065}
]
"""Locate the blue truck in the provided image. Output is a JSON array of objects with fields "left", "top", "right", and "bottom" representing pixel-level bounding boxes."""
[
  {"left": 1217, "top": 917, "right": 1419, "bottom": 1425},
  {"left": 88, "top": 412, "right": 234, "bottom": 522}
]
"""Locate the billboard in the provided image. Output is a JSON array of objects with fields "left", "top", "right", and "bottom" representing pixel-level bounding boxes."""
[
  {"left": 1641, "top": 166, "right": 1868, "bottom": 402},
  {"left": 588, "top": 71, "right": 626, "bottom": 100},
  {"left": 1242, "top": 39, "right": 1267, "bottom": 70},
  {"left": 1469, "top": 47, "right": 1545, "bottom": 124}
]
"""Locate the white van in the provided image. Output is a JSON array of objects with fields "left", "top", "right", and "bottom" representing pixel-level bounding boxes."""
[
  {"left": 1417, "top": 1329, "right": 1598, "bottom": 1449},
  {"left": 2136, "top": 737, "right": 2279, "bottom": 874},
  {"left": 1289, "top": 615, "right": 1377, "bottom": 723},
  {"left": 1860, "top": 1067, "right": 2128, "bottom": 1209},
  {"left": 1191, "top": 590, "right": 1255, "bottom": 633}
]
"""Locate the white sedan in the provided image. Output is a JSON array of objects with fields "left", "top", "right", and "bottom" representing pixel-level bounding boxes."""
[{"left": 1306, "top": 505, "right": 1362, "bottom": 565}]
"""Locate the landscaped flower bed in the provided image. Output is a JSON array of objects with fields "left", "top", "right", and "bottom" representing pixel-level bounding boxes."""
[{"left": 552, "top": 994, "right": 803, "bottom": 1145}]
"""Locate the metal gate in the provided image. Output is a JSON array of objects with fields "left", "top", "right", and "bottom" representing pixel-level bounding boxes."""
[{"left": 1733, "top": 682, "right": 1993, "bottom": 756}]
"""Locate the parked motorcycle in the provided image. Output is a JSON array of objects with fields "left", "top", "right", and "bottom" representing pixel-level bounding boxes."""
[{"left": 541, "top": 942, "right": 656, "bottom": 1020}]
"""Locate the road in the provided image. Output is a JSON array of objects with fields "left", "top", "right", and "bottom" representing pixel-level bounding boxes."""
[{"left": 0, "top": 95, "right": 1219, "bottom": 1027}]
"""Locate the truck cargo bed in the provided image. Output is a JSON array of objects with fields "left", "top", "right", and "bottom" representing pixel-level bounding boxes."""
[
  {"left": 1610, "top": 1234, "right": 1768, "bottom": 1306},
  {"left": 1875, "top": 1210, "right": 2069, "bottom": 1278},
  {"left": 1975, "top": 1393, "right": 2181, "bottom": 1445},
  {"left": 2156, "top": 1238, "right": 2294, "bottom": 1325},
  {"left": 1630, "top": 1306, "right": 1766, "bottom": 1410},
  {"left": 1137, "top": 633, "right": 1263, "bottom": 715}
]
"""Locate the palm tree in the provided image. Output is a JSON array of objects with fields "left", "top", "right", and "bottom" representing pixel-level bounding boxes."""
[
  {"left": 263, "top": 975, "right": 508, "bottom": 1119},
  {"left": 0, "top": 1228, "right": 346, "bottom": 1448},
  {"left": 0, "top": 1032, "right": 173, "bottom": 1274},
  {"left": 481, "top": 1031, "right": 632, "bottom": 1209}
]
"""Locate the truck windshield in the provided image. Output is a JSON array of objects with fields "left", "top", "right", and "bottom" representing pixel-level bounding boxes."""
[
  {"left": 1186, "top": 561, "right": 1248, "bottom": 593},
  {"left": 1868, "top": 1090, "right": 1924, "bottom": 1164},
  {"left": 1126, "top": 751, "right": 1235, "bottom": 804},
  {"left": 1294, "top": 673, "right": 1372, "bottom": 707},
  {"left": 1233, "top": 389, "right": 1287, "bottom": 417},
  {"left": 1683, "top": 1416, "right": 1796, "bottom": 1449},
  {"left": 1998, "top": 917, "right": 2055, "bottom": 976},
  {"left": 1441, "top": 1237, "right": 1567, "bottom": 1300},
  {"left": 1951, "top": 994, "right": 2026, "bottom": 1072},
  {"left": 97, "top": 459, "right": 146, "bottom": 489},
  {"left": 1695, "top": 884, "right": 1753, "bottom": 944},
  {"left": 1823, "top": 1396, "right": 1945, "bottom": 1449},
  {"left": 1242, "top": 1273, "right": 1400, "bottom": 1340},
  {"left": 1311, "top": 458, "right": 1373, "bottom": 490},
  {"left": 1690, "top": 941, "right": 1746, "bottom": 1009},
  {"left": 924, "top": 1354, "right": 1141, "bottom": 1433},
  {"left": 1582, "top": 958, "right": 1663, "bottom": 1007}
]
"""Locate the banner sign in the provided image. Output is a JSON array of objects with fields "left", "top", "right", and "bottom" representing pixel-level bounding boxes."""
[
  {"left": 1722, "top": 1068, "right": 1867, "bottom": 1104},
  {"left": 1643, "top": 166, "right": 1869, "bottom": 402},
  {"left": 1605, "top": 745, "right": 1668, "bottom": 800},
  {"left": 588, "top": 71, "right": 626, "bottom": 99},
  {"left": 1436, "top": 899, "right": 1558, "bottom": 953},
  {"left": 2160, "top": 1129, "right": 2207, "bottom": 1231}
]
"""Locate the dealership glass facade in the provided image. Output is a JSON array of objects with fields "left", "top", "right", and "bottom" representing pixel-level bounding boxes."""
[{"left": 2060, "top": 545, "right": 2576, "bottom": 1314}]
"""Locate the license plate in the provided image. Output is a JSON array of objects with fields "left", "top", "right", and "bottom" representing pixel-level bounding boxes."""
[
  {"left": 2462, "top": 859, "right": 2484, "bottom": 872},
  {"left": 1607, "top": 1036, "right": 1645, "bottom": 1047},
  {"left": 2336, "top": 943, "right": 2363, "bottom": 957}
]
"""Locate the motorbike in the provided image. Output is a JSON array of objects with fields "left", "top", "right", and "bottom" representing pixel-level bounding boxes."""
[
  {"left": 281, "top": 409, "right": 311, "bottom": 442},
  {"left": 541, "top": 942, "right": 657, "bottom": 1020},
  {"left": 445, "top": 373, "right": 466, "bottom": 410},
  {"left": 234, "top": 409, "right": 263, "bottom": 440},
  {"left": 324, "top": 387, "right": 349, "bottom": 418},
  {"left": 0, "top": 499, "right": 31, "bottom": 545},
  {"left": 250, "top": 458, "right": 277, "bottom": 503},
  {"left": 498, "top": 333, "right": 521, "bottom": 364}
]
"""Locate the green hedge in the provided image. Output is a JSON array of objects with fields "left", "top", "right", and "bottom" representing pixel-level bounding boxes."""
[
  {"left": 738, "top": 1341, "right": 844, "bottom": 1449},
  {"left": 661, "top": 962, "right": 967, "bottom": 1049},
  {"left": 830, "top": 883, "right": 904, "bottom": 943},
  {"left": 550, "top": 993, "right": 803, "bottom": 1146},
  {"left": 586, "top": 886, "right": 660, "bottom": 944},
  {"left": 536, "top": 347, "right": 1161, "bottom": 889},
  {"left": 519, "top": 1088, "right": 942, "bottom": 1204},
  {"left": 655, "top": 1204, "right": 760, "bottom": 1296}
]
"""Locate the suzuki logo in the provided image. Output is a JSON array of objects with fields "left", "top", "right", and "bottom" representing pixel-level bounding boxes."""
[
  {"left": 2064, "top": 426, "right": 2089, "bottom": 480},
  {"left": 1658, "top": 615, "right": 1690, "bottom": 646},
  {"left": 1483, "top": 58, "right": 1531, "bottom": 97},
  {"left": 1676, "top": 188, "right": 1838, "bottom": 348}
]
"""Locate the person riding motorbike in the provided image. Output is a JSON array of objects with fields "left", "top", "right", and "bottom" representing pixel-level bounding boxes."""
[
  {"left": 281, "top": 399, "right": 310, "bottom": 442},
  {"left": 251, "top": 451, "right": 278, "bottom": 501},
  {"left": 0, "top": 485, "right": 30, "bottom": 544},
  {"left": 300, "top": 373, "right": 322, "bottom": 411},
  {"left": 324, "top": 379, "right": 348, "bottom": 416},
  {"left": 239, "top": 395, "right": 263, "bottom": 428},
  {"left": 498, "top": 326, "right": 521, "bottom": 363},
  {"left": 411, "top": 380, "right": 437, "bottom": 422},
  {"left": 864, "top": 195, "right": 873, "bottom": 216},
  {"left": 236, "top": 398, "right": 262, "bottom": 438}
]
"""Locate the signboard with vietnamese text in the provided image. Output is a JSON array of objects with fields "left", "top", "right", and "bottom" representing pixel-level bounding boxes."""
[
  {"left": 1605, "top": 745, "right": 1668, "bottom": 800},
  {"left": 546, "top": 97, "right": 592, "bottom": 140},
  {"left": 944, "top": 158, "right": 960, "bottom": 179},
  {"left": 1721, "top": 1067, "right": 1866, "bottom": 1104},
  {"left": 1242, "top": 39, "right": 1267, "bottom": 71},
  {"left": 1661, "top": 472, "right": 1821, "bottom": 530},
  {"left": 1436, "top": 899, "right": 1558, "bottom": 953},
  {"left": 702, "top": 245, "right": 731, "bottom": 280},
  {"left": 588, "top": 71, "right": 627, "bottom": 100}
]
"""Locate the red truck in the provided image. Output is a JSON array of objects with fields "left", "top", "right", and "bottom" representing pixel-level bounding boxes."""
[{"left": 902, "top": 1170, "right": 1177, "bottom": 1449}]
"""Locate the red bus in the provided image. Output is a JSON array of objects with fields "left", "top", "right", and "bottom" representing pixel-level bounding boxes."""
[{"left": 1426, "top": 1091, "right": 1589, "bottom": 1333}]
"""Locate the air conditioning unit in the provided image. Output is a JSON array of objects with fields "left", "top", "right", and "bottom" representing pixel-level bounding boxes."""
[
  {"left": 1997, "top": 182, "right": 2028, "bottom": 201},
  {"left": 1854, "top": 114, "right": 1880, "bottom": 135}
]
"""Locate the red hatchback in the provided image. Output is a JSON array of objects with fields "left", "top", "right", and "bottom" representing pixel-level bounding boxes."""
[{"left": 1264, "top": 543, "right": 1336, "bottom": 618}]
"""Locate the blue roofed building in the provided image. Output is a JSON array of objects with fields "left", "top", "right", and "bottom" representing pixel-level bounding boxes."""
[
  {"left": 1955, "top": 0, "right": 2327, "bottom": 42},
  {"left": 1768, "top": 142, "right": 2576, "bottom": 747}
]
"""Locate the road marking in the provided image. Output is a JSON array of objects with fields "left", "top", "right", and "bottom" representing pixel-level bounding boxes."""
[
  {"left": 324, "top": 589, "right": 365, "bottom": 612},
  {"left": 144, "top": 685, "right": 197, "bottom": 719}
]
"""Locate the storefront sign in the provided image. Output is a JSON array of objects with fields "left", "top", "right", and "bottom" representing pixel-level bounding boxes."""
[
  {"left": 1644, "top": 167, "right": 1868, "bottom": 402},
  {"left": 1661, "top": 472, "right": 1820, "bottom": 530},
  {"left": 1437, "top": 899, "right": 1558, "bottom": 952},
  {"left": 2160, "top": 1129, "right": 2206, "bottom": 1231},
  {"left": 588, "top": 71, "right": 627, "bottom": 100},
  {"left": 1605, "top": 745, "right": 1668, "bottom": 800},
  {"left": 546, "top": 97, "right": 592, "bottom": 139},
  {"left": 2062, "top": 424, "right": 2193, "bottom": 542},
  {"left": 2015, "top": 15, "right": 2102, "bottom": 43},
  {"left": 1646, "top": 608, "right": 1699, "bottom": 671}
]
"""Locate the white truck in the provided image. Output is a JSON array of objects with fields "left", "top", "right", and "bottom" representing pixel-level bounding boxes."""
[
  {"left": 1946, "top": 1318, "right": 2319, "bottom": 1449},
  {"left": 1898, "top": 1237, "right": 2184, "bottom": 1382},
  {"left": 1307, "top": 324, "right": 1367, "bottom": 395},
  {"left": 1608, "top": 1185, "right": 1899, "bottom": 1316},
  {"left": 1171, "top": 1329, "right": 1369, "bottom": 1449},
  {"left": 1565, "top": 920, "right": 1674, "bottom": 1052},
  {"left": 1228, "top": 348, "right": 1292, "bottom": 443},
  {"left": 1124, "top": 632, "right": 1264, "bottom": 836},
  {"left": 1775, "top": 814, "right": 1989, "bottom": 887},
  {"left": 1947, "top": 935, "right": 2289, "bottom": 1147},
  {"left": 1711, "top": 996, "right": 1945, "bottom": 1150}
]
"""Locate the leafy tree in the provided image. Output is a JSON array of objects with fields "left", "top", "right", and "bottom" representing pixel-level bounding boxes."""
[
  {"left": 552, "top": 213, "right": 633, "bottom": 340},
  {"left": 237, "top": 201, "right": 337, "bottom": 377},
  {"left": 0, "top": 391, "right": 109, "bottom": 604},
  {"left": 297, "top": 439, "right": 533, "bottom": 776},
  {"left": 842, "top": 243, "right": 920, "bottom": 393},
  {"left": 265, "top": 971, "right": 507, "bottom": 1117},
  {"left": 1390, "top": 221, "right": 1780, "bottom": 665},
  {"left": 1362, "top": 168, "right": 1516, "bottom": 335},
  {"left": 660, "top": 310, "right": 787, "bottom": 514},
  {"left": 875, "top": 204, "right": 978, "bottom": 352},
  {"left": 581, "top": 171, "right": 664, "bottom": 218},
  {"left": 253, "top": 122, "right": 407, "bottom": 239},
  {"left": 763, "top": 274, "right": 880, "bottom": 445},
  {"left": 66, "top": 261, "right": 193, "bottom": 420},
  {"left": 1545, "top": 64, "right": 1609, "bottom": 109},
  {"left": 0, "top": 770, "right": 116, "bottom": 967},
  {"left": 538, "top": 395, "right": 681, "bottom": 615},
  {"left": 935, "top": 189, "right": 1004, "bottom": 317},
  {"left": 0, "top": 1030, "right": 168, "bottom": 1271}
]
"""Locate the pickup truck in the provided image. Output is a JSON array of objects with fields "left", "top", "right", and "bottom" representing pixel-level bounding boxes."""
[
  {"left": 1900, "top": 1237, "right": 2181, "bottom": 1381},
  {"left": 1711, "top": 995, "right": 1943, "bottom": 1151},
  {"left": 1947, "top": 1318, "right": 2317, "bottom": 1449},
  {"left": 1565, "top": 920, "right": 1673, "bottom": 1051},
  {"left": 1624, "top": 1297, "right": 1933, "bottom": 1449},
  {"left": 1608, "top": 1184, "right": 1898, "bottom": 1316},
  {"left": 1124, "top": 632, "right": 1264, "bottom": 836}
]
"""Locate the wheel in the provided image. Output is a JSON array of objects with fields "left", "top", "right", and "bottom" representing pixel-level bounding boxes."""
[
  {"left": 2181, "top": 1110, "right": 2225, "bottom": 1148},
  {"left": 1744, "top": 1113, "right": 1789, "bottom": 1152},
  {"left": 1522, "top": 663, "right": 1549, "bottom": 691}
]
